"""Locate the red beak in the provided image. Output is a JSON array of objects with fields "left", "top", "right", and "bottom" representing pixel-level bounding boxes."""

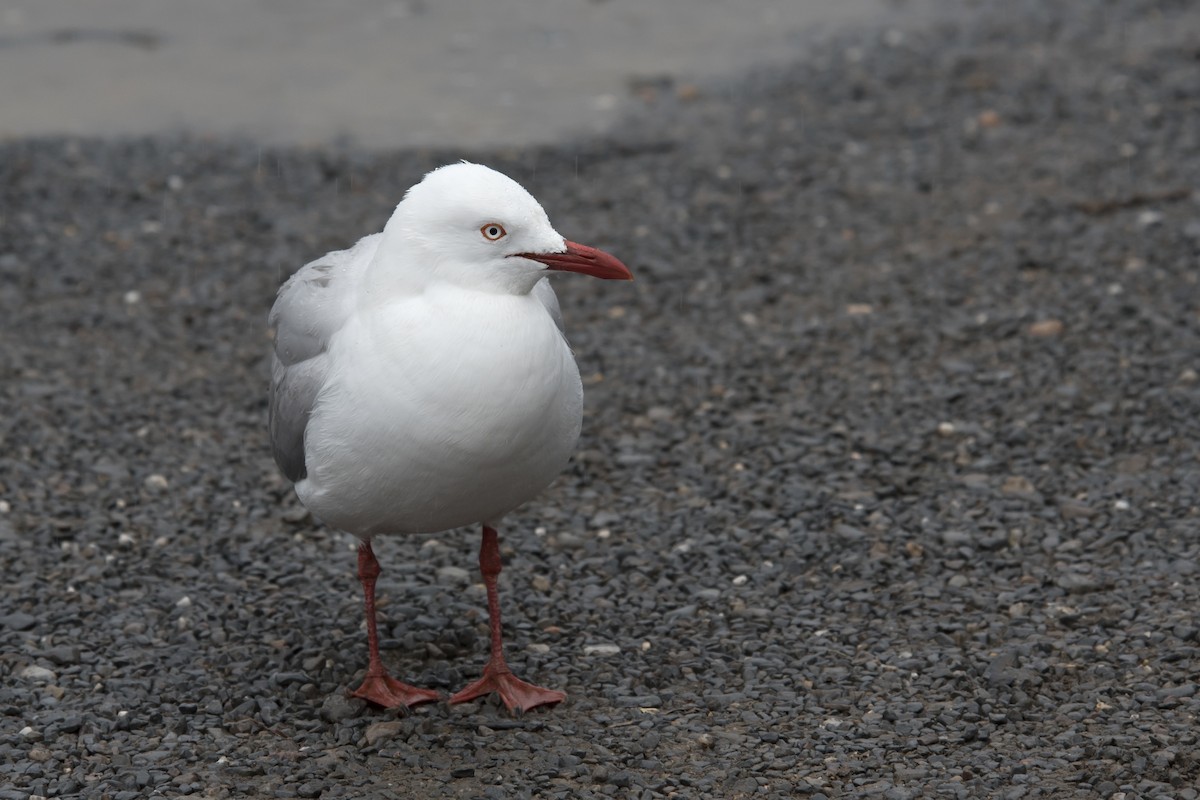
[{"left": 514, "top": 240, "right": 633, "bottom": 281}]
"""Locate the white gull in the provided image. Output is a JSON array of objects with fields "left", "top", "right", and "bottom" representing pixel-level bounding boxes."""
[{"left": 268, "top": 162, "right": 632, "bottom": 712}]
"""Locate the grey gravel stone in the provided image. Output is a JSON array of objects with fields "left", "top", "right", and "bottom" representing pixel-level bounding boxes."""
[
  {"left": 319, "top": 694, "right": 365, "bottom": 723},
  {"left": 363, "top": 720, "right": 404, "bottom": 747},
  {"left": 19, "top": 666, "right": 56, "bottom": 683},
  {"left": 0, "top": 612, "right": 36, "bottom": 631}
]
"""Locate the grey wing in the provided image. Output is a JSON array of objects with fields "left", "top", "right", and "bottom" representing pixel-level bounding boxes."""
[
  {"left": 268, "top": 232, "right": 380, "bottom": 482},
  {"left": 532, "top": 276, "right": 566, "bottom": 337}
]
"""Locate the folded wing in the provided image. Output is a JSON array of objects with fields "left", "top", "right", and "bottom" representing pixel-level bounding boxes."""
[{"left": 268, "top": 233, "right": 380, "bottom": 481}]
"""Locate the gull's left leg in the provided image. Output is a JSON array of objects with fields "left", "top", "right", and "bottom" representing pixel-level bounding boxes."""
[{"left": 449, "top": 525, "right": 565, "bottom": 713}]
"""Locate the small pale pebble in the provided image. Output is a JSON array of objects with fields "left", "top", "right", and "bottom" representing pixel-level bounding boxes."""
[
  {"left": 584, "top": 643, "right": 621, "bottom": 656},
  {"left": 436, "top": 565, "right": 471, "bottom": 584},
  {"left": 1028, "top": 319, "right": 1064, "bottom": 337},
  {"left": 143, "top": 474, "right": 169, "bottom": 492},
  {"left": 937, "top": 422, "right": 956, "bottom": 436},
  {"left": 732, "top": 574, "right": 749, "bottom": 586},
  {"left": 646, "top": 406, "right": 674, "bottom": 422},
  {"left": 846, "top": 303, "right": 873, "bottom": 316},
  {"left": 1114, "top": 499, "right": 1131, "bottom": 511},
  {"left": 118, "top": 532, "right": 136, "bottom": 546},
  {"left": 123, "top": 290, "right": 142, "bottom": 305},
  {"left": 176, "top": 596, "right": 192, "bottom": 608},
  {"left": 1002, "top": 475, "right": 1037, "bottom": 496},
  {"left": 1137, "top": 210, "right": 1163, "bottom": 228},
  {"left": 526, "top": 643, "right": 550, "bottom": 654},
  {"left": 978, "top": 109, "right": 1001, "bottom": 128},
  {"left": 363, "top": 720, "right": 404, "bottom": 747},
  {"left": 641, "top": 641, "right": 651, "bottom": 651},
  {"left": 0, "top": 500, "right": 11, "bottom": 513},
  {"left": 21, "top": 665, "right": 57, "bottom": 682},
  {"left": 281, "top": 506, "right": 310, "bottom": 524}
]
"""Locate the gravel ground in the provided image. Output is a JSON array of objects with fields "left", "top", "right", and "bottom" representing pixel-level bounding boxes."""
[{"left": 3, "top": 1, "right": 1200, "bottom": 798}]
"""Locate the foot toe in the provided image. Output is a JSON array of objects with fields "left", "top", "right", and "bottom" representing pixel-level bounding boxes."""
[
  {"left": 450, "top": 670, "right": 564, "bottom": 713},
  {"left": 352, "top": 673, "right": 442, "bottom": 709}
]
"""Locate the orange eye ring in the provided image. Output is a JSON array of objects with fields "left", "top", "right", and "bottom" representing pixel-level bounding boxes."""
[{"left": 481, "top": 223, "right": 507, "bottom": 241}]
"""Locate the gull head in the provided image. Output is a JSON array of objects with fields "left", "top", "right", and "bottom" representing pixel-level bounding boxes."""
[{"left": 380, "top": 162, "right": 631, "bottom": 294}]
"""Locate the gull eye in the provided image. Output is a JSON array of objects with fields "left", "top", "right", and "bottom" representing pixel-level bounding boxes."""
[{"left": 481, "top": 223, "right": 507, "bottom": 241}]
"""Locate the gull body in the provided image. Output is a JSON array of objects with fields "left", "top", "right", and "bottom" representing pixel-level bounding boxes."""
[
  {"left": 268, "top": 162, "right": 632, "bottom": 711},
  {"left": 296, "top": 254, "right": 582, "bottom": 536}
]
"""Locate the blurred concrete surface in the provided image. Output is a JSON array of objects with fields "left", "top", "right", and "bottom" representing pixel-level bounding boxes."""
[{"left": 0, "top": 0, "right": 929, "bottom": 149}]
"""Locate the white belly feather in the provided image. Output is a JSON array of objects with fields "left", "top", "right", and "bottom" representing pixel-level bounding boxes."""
[{"left": 296, "top": 286, "right": 583, "bottom": 535}]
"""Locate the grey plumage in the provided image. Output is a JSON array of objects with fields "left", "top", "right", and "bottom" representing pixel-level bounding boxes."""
[
  {"left": 268, "top": 233, "right": 379, "bottom": 482},
  {"left": 532, "top": 275, "right": 566, "bottom": 337}
]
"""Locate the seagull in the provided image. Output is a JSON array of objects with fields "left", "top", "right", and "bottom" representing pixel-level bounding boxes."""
[{"left": 268, "top": 162, "right": 632, "bottom": 713}]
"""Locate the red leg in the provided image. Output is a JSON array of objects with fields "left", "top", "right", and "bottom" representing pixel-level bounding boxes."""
[
  {"left": 349, "top": 541, "right": 441, "bottom": 708},
  {"left": 449, "top": 525, "right": 565, "bottom": 713}
]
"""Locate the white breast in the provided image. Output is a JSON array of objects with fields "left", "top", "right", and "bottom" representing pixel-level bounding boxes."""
[{"left": 296, "top": 286, "right": 583, "bottom": 535}]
